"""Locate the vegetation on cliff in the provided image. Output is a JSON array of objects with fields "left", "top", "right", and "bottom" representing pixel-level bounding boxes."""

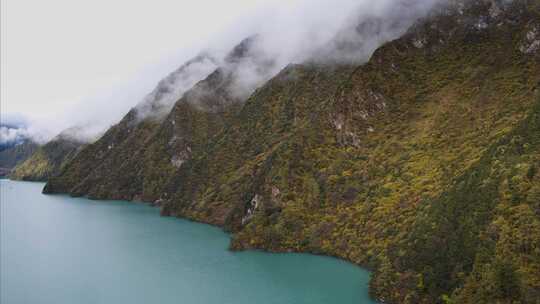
[
  {"left": 44, "top": 37, "right": 265, "bottom": 200},
  {"left": 44, "top": 0, "right": 540, "bottom": 302},
  {"left": 0, "top": 140, "right": 39, "bottom": 176}
]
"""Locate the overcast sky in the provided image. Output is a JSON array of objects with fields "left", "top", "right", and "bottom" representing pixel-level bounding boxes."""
[{"left": 1, "top": 0, "right": 277, "bottom": 138}]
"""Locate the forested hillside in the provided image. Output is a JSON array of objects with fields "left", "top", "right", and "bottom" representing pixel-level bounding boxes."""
[{"left": 44, "top": 0, "right": 540, "bottom": 302}]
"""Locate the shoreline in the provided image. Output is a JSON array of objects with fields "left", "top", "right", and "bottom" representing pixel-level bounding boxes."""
[{"left": 6, "top": 178, "right": 380, "bottom": 303}]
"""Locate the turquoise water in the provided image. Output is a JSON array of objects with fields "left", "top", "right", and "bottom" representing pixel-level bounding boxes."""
[{"left": 1, "top": 180, "right": 376, "bottom": 304}]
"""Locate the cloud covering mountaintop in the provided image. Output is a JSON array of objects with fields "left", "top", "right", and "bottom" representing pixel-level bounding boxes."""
[{"left": 2, "top": 0, "right": 443, "bottom": 143}]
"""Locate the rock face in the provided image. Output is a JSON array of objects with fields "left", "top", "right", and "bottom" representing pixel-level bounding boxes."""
[
  {"left": 0, "top": 140, "right": 39, "bottom": 176},
  {"left": 10, "top": 129, "right": 86, "bottom": 181},
  {"left": 45, "top": 1, "right": 540, "bottom": 303}
]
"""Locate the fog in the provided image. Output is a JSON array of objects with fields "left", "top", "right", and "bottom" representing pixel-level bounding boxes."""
[
  {"left": 1, "top": 0, "right": 443, "bottom": 144},
  {"left": 212, "top": 0, "right": 442, "bottom": 105}
]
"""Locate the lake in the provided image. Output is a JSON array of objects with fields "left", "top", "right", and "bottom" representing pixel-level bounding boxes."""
[{"left": 0, "top": 180, "right": 375, "bottom": 304}]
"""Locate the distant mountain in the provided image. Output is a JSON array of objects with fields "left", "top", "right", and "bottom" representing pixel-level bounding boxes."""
[
  {"left": 0, "top": 123, "right": 31, "bottom": 152},
  {"left": 10, "top": 127, "right": 88, "bottom": 181},
  {"left": 0, "top": 120, "right": 39, "bottom": 176},
  {"left": 11, "top": 54, "right": 219, "bottom": 182}
]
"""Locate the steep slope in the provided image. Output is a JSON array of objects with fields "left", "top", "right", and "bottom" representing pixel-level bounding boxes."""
[
  {"left": 44, "top": 0, "right": 539, "bottom": 303},
  {"left": 380, "top": 95, "right": 540, "bottom": 303},
  {"left": 0, "top": 140, "right": 39, "bottom": 176},
  {"left": 41, "top": 53, "right": 219, "bottom": 198},
  {"left": 155, "top": 1, "right": 539, "bottom": 303},
  {"left": 10, "top": 128, "right": 87, "bottom": 181},
  {"left": 44, "top": 37, "right": 274, "bottom": 201}
]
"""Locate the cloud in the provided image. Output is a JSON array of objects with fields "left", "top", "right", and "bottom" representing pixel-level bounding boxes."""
[
  {"left": 0, "top": 126, "right": 29, "bottom": 145},
  {"left": 197, "top": 0, "right": 443, "bottom": 107},
  {"left": 134, "top": 53, "right": 221, "bottom": 121},
  {"left": 3, "top": 0, "right": 443, "bottom": 143}
]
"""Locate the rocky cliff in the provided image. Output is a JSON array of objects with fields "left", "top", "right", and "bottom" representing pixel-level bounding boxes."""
[{"left": 44, "top": 0, "right": 540, "bottom": 303}]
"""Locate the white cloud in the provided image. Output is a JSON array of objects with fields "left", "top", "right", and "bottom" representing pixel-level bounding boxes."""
[{"left": 1, "top": 0, "right": 441, "bottom": 142}]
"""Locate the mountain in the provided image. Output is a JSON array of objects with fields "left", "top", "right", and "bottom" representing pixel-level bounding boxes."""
[
  {"left": 133, "top": 53, "right": 220, "bottom": 120},
  {"left": 0, "top": 122, "right": 30, "bottom": 152},
  {"left": 0, "top": 140, "right": 39, "bottom": 176},
  {"left": 44, "top": 0, "right": 540, "bottom": 303},
  {"left": 10, "top": 127, "right": 88, "bottom": 181},
  {"left": 0, "top": 119, "right": 40, "bottom": 176},
  {"left": 44, "top": 39, "right": 274, "bottom": 200}
]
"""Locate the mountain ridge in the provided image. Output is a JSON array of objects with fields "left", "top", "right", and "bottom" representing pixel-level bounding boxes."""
[
  {"left": 0, "top": 140, "right": 39, "bottom": 177},
  {"left": 42, "top": 0, "right": 540, "bottom": 303},
  {"left": 10, "top": 127, "right": 88, "bottom": 181}
]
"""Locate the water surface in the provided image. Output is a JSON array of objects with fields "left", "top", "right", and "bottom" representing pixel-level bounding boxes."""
[{"left": 1, "top": 180, "right": 375, "bottom": 304}]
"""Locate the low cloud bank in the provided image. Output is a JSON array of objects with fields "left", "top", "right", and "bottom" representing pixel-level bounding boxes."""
[
  {"left": 191, "top": 0, "right": 444, "bottom": 112},
  {"left": 134, "top": 53, "right": 221, "bottom": 121},
  {"left": 9, "top": 0, "right": 444, "bottom": 144}
]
